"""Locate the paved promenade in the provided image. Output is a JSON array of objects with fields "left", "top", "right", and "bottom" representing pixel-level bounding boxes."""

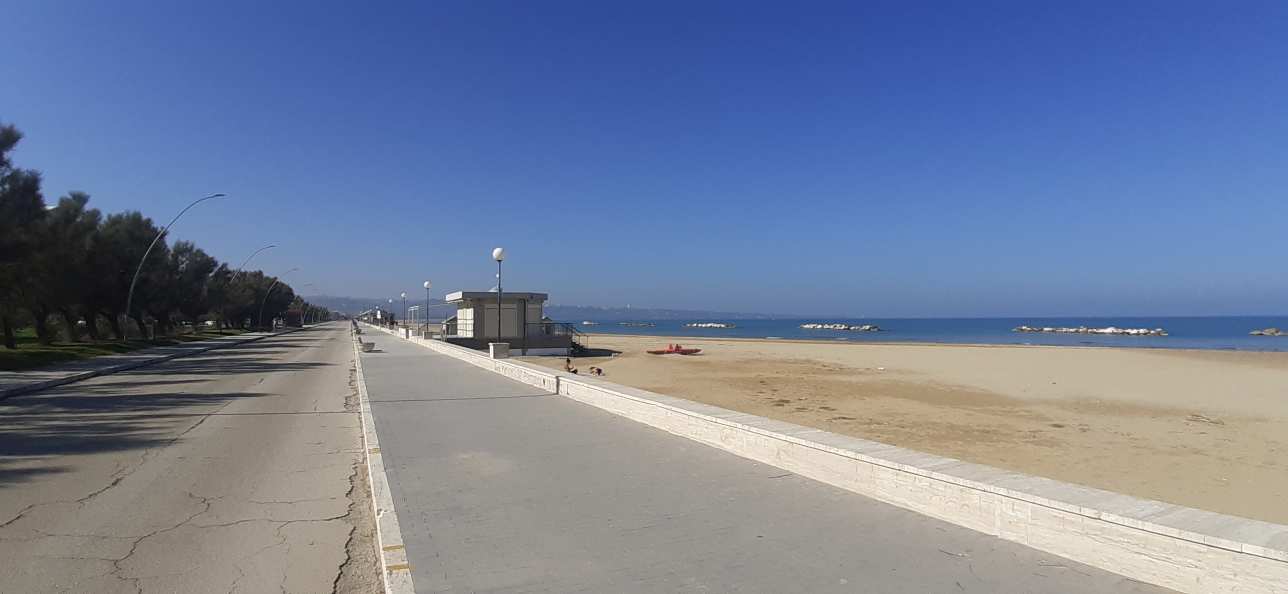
[{"left": 359, "top": 335, "right": 1164, "bottom": 593}]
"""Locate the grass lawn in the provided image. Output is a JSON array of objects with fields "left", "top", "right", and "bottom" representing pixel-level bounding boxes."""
[{"left": 0, "top": 328, "right": 250, "bottom": 372}]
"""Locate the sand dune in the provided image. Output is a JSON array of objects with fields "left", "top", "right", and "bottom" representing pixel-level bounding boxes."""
[{"left": 526, "top": 335, "right": 1288, "bottom": 524}]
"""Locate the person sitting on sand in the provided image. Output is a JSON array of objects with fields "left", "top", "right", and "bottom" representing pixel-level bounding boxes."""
[{"left": 564, "top": 358, "right": 578, "bottom": 374}]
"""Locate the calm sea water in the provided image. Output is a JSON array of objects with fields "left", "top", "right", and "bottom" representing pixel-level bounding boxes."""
[{"left": 574, "top": 317, "right": 1288, "bottom": 351}]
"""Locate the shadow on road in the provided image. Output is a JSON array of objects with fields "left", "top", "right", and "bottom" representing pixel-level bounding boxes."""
[
  {"left": 0, "top": 390, "right": 269, "bottom": 487},
  {"left": 0, "top": 328, "right": 336, "bottom": 488},
  {"left": 134, "top": 355, "right": 329, "bottom": 376}
]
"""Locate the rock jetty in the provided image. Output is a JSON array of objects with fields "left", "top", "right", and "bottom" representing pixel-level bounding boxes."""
[
  {"left": 1249, "top": 327, "right": 1285, "bottom": 336},
  {"left": 800, "top": 323, "right": 881, "bottom": 332},
  {"left": 1013, "top": 325, "right": 1168, "bottom": 337},
  {"left": 684, "top": 322, "right": 736, "bottom": 329}
]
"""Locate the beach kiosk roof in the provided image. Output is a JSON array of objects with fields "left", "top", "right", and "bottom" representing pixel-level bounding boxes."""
[{"left": 444, "top": 291, "right": 549, "bottom": 303}]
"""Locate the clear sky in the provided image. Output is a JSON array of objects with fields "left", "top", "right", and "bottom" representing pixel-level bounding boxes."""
[{"left": 3, "top": 1, "right": 1286, "bottom": 317}]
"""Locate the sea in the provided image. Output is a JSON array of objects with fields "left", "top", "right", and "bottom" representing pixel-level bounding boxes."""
[{"left": 574, "top": 316, "right": 1288, "bottom": 352}]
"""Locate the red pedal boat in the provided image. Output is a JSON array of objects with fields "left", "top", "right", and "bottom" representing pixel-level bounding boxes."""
[{"left": 647, "top": 344, "right": 702, "bottom": 355}]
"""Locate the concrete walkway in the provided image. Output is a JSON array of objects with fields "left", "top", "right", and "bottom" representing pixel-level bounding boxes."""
[
  {"left": 0, "top": 330, "right": 294, "bottom": 399},
  {"left": 359, "top": 336, "right": 1164, "bottom": 593}
]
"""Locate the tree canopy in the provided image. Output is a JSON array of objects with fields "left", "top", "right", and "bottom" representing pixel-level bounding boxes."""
[{"left": 0, "top": 121, "right": 332, "bottom": 347}]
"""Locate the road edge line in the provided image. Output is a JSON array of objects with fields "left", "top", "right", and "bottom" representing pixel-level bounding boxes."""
[{"left": 352, "top": 331, "right": 416, "bottom": 594}]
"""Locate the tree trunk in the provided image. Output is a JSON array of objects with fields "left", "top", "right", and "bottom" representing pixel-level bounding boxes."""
[
  {"left": 1, "top": 315, "right": 15, "bottom": 349},
  {"left": 33, "top": 306, "right": 54, "bottom": 344},
  {"left": 107, "top": 313, "right": 124, "bottom": 341},
  {"left": 84, "top": 311, "right": 102, "bottom": 341},
  {"left": 60, "top": 309, "right": 80, "bottom": 342},
  {"left": 131, "top": 314, "right": 148, "bottom": 341},
  {"left": 155, "top": 315, "right": 172, "bottom": 337}
]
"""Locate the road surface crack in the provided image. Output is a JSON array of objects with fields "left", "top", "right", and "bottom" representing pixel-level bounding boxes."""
[
  {"left": 0, "top": 502, "right": 45, "bottom": 530},
  {"left": 110, "top": 491, "right": 213, "bottom": 584},
  {"left": 331, "top": 465, "right": 360, "bottom": 593},
  {"left": 0, "top": 457, "right": 147, "bottom": 531},
  {"left": 228, "top": 563, "right": 247, "bottom": 594},
  {"left": 34, "top": 396, "right": 237, "bottom": 533},
  {"left": 332, "top": 359, "right": 381, "bottom": 593}
]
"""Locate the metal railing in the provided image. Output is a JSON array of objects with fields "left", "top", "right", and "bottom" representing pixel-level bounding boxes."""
[{"left": 527, "top": 321, "right": 584, "bottom": 338}]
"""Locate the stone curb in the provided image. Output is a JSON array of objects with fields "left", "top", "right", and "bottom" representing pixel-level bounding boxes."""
[
  {"left": 0, "top": 327, "right": 306, "bottom": 400},
  {"left": 364, "top": 323, "right": 1288, "bottom": 594},
  {"left": 351, "top": 330, "right": 416, "bottom": 594}
]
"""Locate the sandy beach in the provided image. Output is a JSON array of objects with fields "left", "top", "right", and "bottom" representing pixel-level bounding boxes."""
[{"left": 525, "top": 334, "right": 1288, "bottom": 524}]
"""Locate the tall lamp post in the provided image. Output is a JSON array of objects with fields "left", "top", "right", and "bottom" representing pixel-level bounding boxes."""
[
  {"left": 400, "top": 292, "right": 407, "bottom": 328},
  {"left": 422, "top": 280, "right": 431, "bottom": 336},
  {"left": 492, "top": 247, "right": 505, "bottom": 340},
  {"left": 230, "top": 244, "right": 277, "bottom": 283},
  {"left": 124, "top": 192, "right": 226, "bottom": 338},
  {"left": 257, "top": 267, "right": 299, "bottom": 330},
  {"left": 221, "top": 243, "right": 276, "bottom": 333},
  {"left": 298, "top": 283, "right": 315, "bottom": 326}
]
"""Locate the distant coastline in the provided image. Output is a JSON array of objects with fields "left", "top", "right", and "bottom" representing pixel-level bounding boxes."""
[{"left": 569, "top": 316, "right": 1288, "bottom": 352}]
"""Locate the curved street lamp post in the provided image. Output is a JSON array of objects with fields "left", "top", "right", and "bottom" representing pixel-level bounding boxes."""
[
  {"left": 221, "top": 243, "right": 276, "bottom": 333},
  {"left": 230, "top": 244, "right": 277, "bottom": 283},
  {"left": 298, "top": 283, "right": 316, "bottom": 326},
  {"left": 124, "top": 192, "right": 226, "bottom": 338},
  {"left": 257, "top": 267, "right": 299, "bottom": 330}
]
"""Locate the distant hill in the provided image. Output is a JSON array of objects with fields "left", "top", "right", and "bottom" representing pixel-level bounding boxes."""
[
  {"left": 305, "top": 295, "right": 783, "bottom": 321},
  {"left": 303, "top": 295, "right": 455, "bottom": 318}
]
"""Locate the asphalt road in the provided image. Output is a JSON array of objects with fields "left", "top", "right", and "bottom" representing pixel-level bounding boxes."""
[
  {"left": 359, "top": 335, "right": 1166, "bottom": 593},
  {"left": 0, "top": 323, "right": 378, "bottom": 593}
]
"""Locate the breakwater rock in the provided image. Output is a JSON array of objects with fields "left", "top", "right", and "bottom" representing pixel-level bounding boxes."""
[
  {"left": 1013, "top": 325, "right": 1168, "bottom": 337},
  {"left": 1249, "top": 327, "right": 1285, "bottom": 336},
  {"left": 800, "top": 323, "right": 881, "bottom": 332}
]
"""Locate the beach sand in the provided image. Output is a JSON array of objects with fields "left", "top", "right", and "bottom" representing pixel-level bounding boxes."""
[{"left": 524, "top": 334, "right": 1288, "bottom": 524}]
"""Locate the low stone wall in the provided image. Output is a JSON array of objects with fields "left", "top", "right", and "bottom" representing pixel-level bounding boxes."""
[{"left": 362, "top": 323, "right": 1288, "bottom": 594}]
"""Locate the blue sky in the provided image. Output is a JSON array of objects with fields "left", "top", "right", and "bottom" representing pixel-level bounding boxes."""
[{"left": 3, "top": 1, "right": 1286, "bottom": 317}]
